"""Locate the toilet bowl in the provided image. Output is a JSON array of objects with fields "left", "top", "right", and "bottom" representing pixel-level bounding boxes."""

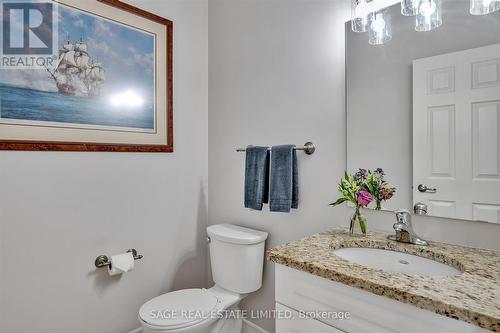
[
  {"left": 138, "top": 224, "right": 268, "bottom": 333},
  {"left": 139, "top": 286, "right": 243, "bottom": 333}
]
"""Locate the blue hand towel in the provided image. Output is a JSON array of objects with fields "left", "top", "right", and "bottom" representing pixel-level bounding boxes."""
[
  {"left": 270, "top": 145, "right": 298, "bottom": 212},
  {"left": 244, "top": 146, "right": 270, "bottom": 210}
]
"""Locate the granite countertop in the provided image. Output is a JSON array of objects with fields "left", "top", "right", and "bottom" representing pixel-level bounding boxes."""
[{"left": 267, "top": 230, "right": 500, "bottom": 332}]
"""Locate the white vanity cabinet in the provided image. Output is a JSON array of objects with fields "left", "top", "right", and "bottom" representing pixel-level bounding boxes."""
[
  {"left": 275, "top": 264, "right": 488, "bottom": 333},
  {"left": 275, "top": 303, "right": 345, "bottom": 333}
]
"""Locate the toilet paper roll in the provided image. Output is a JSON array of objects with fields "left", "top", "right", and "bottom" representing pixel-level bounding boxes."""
[{"left": 108, "top": 252, "right": 135, "bottom": 276}]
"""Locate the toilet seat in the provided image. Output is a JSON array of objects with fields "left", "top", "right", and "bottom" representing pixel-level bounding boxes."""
[{"left": 139, "top": 289, "right": 220, "bottom": 331}]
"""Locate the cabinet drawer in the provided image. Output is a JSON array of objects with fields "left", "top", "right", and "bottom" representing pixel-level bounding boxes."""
[{"left": 275, "top": 303, "right": 345, "bottom": 333}]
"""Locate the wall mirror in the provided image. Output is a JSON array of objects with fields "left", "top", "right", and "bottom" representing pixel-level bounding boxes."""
[{"left": 346, "top": 0, "right": 500, "bottom": 223}]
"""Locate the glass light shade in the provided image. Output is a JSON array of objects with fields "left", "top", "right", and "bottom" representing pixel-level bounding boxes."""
[
  {"left": 415, "top": 0, "right": 442, "bottom": 32},
  {"left": 368, "top": 10, "right": 392, "bottom": 45},
  {"left": 351, "top": 0, "right": 371, "bottom": 32},
  {"left": 470, "top": 0, "right": 500, "bottom": 15},
  {"left": 401, "top": 0, "right": 421, "bottom": 16}
]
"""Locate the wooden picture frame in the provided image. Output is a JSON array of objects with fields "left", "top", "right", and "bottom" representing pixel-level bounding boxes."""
[{"left": 0, "top": 0, "right": 173, "bottom": 152}]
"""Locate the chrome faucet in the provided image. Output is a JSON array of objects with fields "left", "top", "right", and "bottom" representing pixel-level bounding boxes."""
[{"left": 388, "top": 210, "right": 428, "bottom": 246}]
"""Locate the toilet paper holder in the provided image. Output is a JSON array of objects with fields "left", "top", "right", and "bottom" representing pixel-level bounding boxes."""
[{"left": 94, "top": 249, "right": 143, "bottom": 268}]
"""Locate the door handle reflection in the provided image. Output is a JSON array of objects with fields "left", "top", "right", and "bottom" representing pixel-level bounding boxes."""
[{"left": 418, "top": 184, "right": 437, "bottom": 193}]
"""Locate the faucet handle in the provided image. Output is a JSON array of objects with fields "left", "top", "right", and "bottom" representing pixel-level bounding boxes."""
[{"left": 413, "top": 202, "right": 428, "bottom": 215}]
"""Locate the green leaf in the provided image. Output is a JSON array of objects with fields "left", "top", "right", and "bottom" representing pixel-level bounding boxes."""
[{"left": 330, "top": 197, "right": 348, "bottom": 206}]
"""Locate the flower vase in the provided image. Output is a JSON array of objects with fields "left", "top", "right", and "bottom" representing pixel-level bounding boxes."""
[{"left": 349, "top": 206, "right": 367, "bottom": 237}]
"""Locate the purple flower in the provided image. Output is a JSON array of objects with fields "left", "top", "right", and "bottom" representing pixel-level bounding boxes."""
[
  {"left": 374, "top": 168, "right": 385, "bottom": 175},
  {"left": 357, "top": 190, "right": 373, "bottom": 207},
  {"left": 354, "top": 169, "right": 368, "bottom": 180}
]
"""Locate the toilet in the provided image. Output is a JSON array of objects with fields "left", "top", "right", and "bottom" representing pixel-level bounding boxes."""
[{"left": 138, "top": 224, "right": 268, "bottom": 333}]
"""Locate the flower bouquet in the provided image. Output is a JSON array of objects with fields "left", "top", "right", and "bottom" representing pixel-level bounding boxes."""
[{"left": 330, "top": 168, "right": 396, "bottom": 236}]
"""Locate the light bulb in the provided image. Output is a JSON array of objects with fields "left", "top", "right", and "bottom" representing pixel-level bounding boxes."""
[
  {"left": 415, "top": 0, "right": 442, "bottom": 32},
  {"left": 419, "top": 0, "right": 436, "bottom": 16},
  {"left": 401, "top": 0, "right": 421, "bottom": 16},
  {"left": 351, "top": 0, "right": 371, "bottom": 33},
  {"left": 370, "top": 14, "right": 386, "bottom": 33},
  {"left": 470, "top": 0, "right": 500, "bottom": 15},
  {"left": 368, "top": 9, "right": 392, "bottom": 45}
]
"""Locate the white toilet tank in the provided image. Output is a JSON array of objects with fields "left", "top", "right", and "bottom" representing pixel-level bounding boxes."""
[{"left": 207, "top": 224, "right": 268, "bottom": 294}]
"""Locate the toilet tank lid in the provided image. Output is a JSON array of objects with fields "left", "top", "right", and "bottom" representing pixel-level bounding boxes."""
[{"left": 207, "top": 224, "right": 268, "bottom": 245}]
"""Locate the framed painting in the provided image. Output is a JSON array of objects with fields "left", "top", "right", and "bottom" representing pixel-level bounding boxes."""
[{"left": 0, "top": 0, "right": 173, "bottom": 152}]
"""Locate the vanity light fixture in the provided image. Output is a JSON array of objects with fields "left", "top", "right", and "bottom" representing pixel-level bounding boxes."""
[
  {"left": 470, "top": 0, "right": 500, "bottom": 15},
  {"left": 401, "top": 0, "right": 420, "bottom": 16},
  {"left": 415, "top": 0, "right": 442, "bottom": 32},
  {"left": 354, "top": 0, "right": 495, "bottom": 45},
  {"left": 368, "top": 9, "right": 392, "bottom": 45}
]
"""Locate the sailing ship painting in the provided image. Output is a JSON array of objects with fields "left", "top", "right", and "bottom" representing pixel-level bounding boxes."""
[
  {"left": 47, "top": 36, "right": 106, "bottom": 98},
  {"left": 0, "top": 3, "right": 156, "bottom": 132}
]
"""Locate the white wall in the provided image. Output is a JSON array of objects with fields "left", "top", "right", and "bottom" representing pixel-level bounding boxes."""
[
  {"left": 0, "top": 1, "right": 208, "bottom": 332},
  {"left": 208, "top": 1, "right": 500, "bottom": 332},
  {"left": 208, "top": 1, "right": 350, "bottom": 331}
]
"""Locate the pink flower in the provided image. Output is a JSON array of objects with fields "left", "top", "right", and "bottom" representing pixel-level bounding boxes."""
[
  {"left": 357, "top": 190, "right": 373, "bottom": 207},
  {"left": 380, "top": 187, "right": 395, "bottom": 201},
  {"left": 382, "top": 191, "right": 394, "bottom": 200}
]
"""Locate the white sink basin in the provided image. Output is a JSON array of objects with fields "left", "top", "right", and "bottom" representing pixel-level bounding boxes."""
[{"left": 333, "top": 247, "right": 462, "bottom": 276}]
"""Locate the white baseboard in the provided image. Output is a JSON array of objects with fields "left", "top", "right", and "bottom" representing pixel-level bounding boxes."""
[
  {"left": 128, "top": 319, "right": 269, "bottom": 333},
  {"left": 242, "top": 319, "right": 271, "bottom": 333}
]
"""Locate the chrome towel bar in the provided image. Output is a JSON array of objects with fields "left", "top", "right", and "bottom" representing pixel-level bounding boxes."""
[{"left": 236, "top": 141, "right": 315, "bottom": 155}]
